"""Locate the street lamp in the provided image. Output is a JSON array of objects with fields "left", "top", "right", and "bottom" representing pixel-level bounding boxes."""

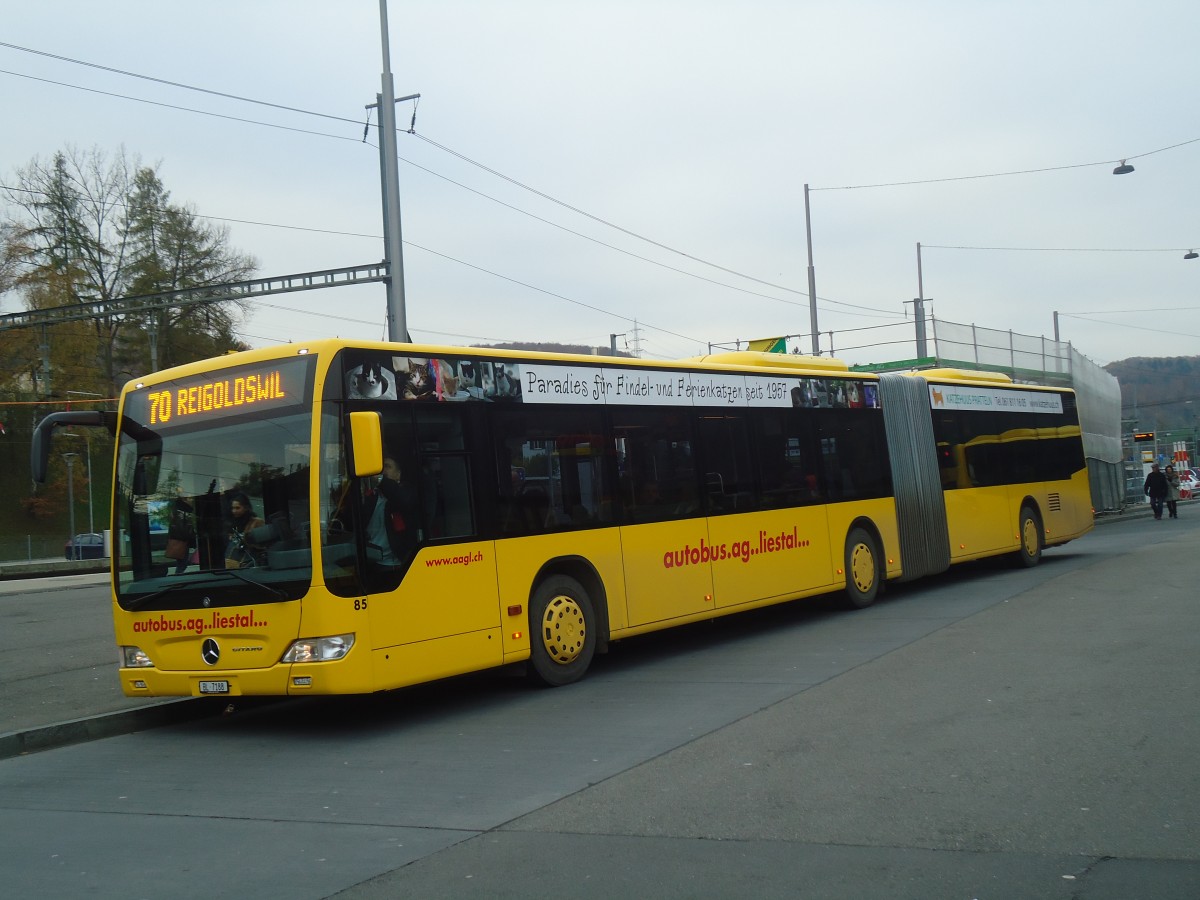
[
  {"left": 1186, "top": 250, "right": 1198, "bottom": 260},
  {"left": 1112, "top": 160, "right": 1135, "bottom": 175},
  {"left": 62, "top": 453, "right": 79, "bottom": 559},
  {"left": 64, "top": 391, "right": 104, "bottom": 538},
  {"left": 63, "top": 432, "right": 93, "bottom": 535}
]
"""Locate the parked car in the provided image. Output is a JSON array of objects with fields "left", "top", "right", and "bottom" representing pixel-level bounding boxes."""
[{"left": 64, "top": 533, "right": 106, "bottom": 560}]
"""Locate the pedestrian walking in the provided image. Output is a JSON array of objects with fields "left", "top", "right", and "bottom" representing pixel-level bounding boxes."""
[
  {"left": 1164, "top": 464, "right": 1181, "bottom": 519},
  {"left": 1144, "top": 463, "right": 1168, "bottom": 520}
]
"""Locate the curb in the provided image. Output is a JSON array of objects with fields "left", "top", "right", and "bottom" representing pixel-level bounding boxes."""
[
  {"left": 1095, "top": 500, "right": 1180, "bottom": 525},
  {"left": 0, "top": 559, "right": 109, "bottom": 580},
  {"left": 0, "top": 698, "right": 224, "bottom": 760}
]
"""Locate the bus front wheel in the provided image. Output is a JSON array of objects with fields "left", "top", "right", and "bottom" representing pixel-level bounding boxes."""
[
  {"left": 843, "top": 527, "right": 881, "bottom": 609},
  {"left": 528, "top": 575, "right": 596, "bottom": 686},
  {"left": 1014, "top": 506, "right": 1043, "bottom": 568}
]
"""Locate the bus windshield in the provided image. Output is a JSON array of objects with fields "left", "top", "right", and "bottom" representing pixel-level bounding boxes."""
[{"left": 114, "top": 356, "right": 316, "bottom": 612}]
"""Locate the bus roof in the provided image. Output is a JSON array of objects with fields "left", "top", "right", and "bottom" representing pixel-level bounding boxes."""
[
  {"left": 911, "top": 368, "right": 1015, "bottom": 385},
  {"left": 684, "top": 350, "right": 852, "bottom": 373},
  {"left": 121, "top": 340, "right": 878, "bottom": 393}
]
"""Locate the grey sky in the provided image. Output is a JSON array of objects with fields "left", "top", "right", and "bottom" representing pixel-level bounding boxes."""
[{"left": 2, "top": 1, "right": 1196, "bottom": 366}]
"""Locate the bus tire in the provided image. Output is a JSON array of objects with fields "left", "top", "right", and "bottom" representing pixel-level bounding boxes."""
[
  {"left": 528, "top": 574, "right": 596, "bottom": 687},
  {"left": 1014, "top": 506, "right": 1043, "bottom": 568},
  {"left": 843, "top": 527, "right": 881, "bottom": 609}
]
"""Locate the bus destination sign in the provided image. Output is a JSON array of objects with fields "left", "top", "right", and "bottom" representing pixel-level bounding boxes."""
[{"left": 127, "top": 356, "right": 313, "bottom": 428}]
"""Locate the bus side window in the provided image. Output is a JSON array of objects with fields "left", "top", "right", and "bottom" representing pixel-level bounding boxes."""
[
  {"left": 427, "top": 456, "right": 473, "bottom": 537},
  {"left": 415, "top": 407, "right": 475, "bottom": 539},
  {"left": 491, "top": 406, "right": 611, "bottom": 535},
  {"left": 754, "top": 410, "right": 819, "bottom": 508},
  {"left": 816, "top": 409, "right": 891, "bottom": 500},
  {"left": 695, "top": 412, "right": 754, "bottom": 514},
  {"left": 612, "top": 409, "right": 696, "bottom": 523}
]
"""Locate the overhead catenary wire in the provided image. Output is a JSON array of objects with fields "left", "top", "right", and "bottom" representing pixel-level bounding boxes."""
[
  {"left": 6, "top": 39, "right": 1196, "bottom": 200},
  {"left": 0, "top": 41, "right": 365, "bottom": 126},
  {"left": 0, "top": 65, "right": 860, "bottom": 316},
  {"left": 0, "top": 179, "right": 708, "bottom": 347},
  {"left": 1057, "top": 313, "right": 1200, "bottom": 342},
  {"left": 922, "top": 244, "right": 1197, "bottom": 253},
  {"left": 0, "top": 68, "right": 365, "bottom": 144},
  {"left": 0, "top": 183, "right": 709, "bottom": 349},
  {"left": 2, "top": 41, "right": 1195, "bottom": 359},
  {"left": 11, "top": 42, "right": 1186, "bottom": 316},
  {"left": 0, "top": 43, "right": 835, "bottom": 309},
  {"left": 0, "top": 70, "right": 856, "bottom": 345},
  {"left": 810, "top": 136, "right": 1200, "bottom": 191}
]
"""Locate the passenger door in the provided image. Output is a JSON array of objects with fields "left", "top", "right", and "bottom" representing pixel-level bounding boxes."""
[{"left": 613, "top": 409, "right": 715, "bottom": 625}]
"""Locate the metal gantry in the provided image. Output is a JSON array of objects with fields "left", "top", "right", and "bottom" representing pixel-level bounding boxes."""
[{"left": 0, "top": 263, "right": 388, "bottom": 333}]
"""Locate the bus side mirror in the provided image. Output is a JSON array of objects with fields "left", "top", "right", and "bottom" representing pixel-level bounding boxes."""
[
  {"left": 30, "top": 411, "right": 115, "bottom": 483},
  {"left": 347, "top": 411, "right": 383, "bottom": 478}
]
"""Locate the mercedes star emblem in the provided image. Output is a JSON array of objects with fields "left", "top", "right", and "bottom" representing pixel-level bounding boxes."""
[{"left": 201, "top": 639, "right": 220, "bottom": 666}]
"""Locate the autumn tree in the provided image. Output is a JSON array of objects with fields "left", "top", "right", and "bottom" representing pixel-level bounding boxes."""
[
  {"left": 0, "top": 145, "right": 257, "bottom": 398},
  {"left": 122, "top": 166, "right": 256, "bottom": 372}
]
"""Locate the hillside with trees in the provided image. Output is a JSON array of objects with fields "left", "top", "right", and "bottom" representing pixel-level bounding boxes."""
[{"left": 1103, "top": 356, "right": 1200, "bottom": 435}]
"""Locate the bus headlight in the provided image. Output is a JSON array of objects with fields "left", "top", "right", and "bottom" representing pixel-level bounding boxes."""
[
  {"left": 120, "top": 646, "right": 154, "bottom": 668},
  {"left": 281, "top": 634, "right": 355, "bottom": 663}
]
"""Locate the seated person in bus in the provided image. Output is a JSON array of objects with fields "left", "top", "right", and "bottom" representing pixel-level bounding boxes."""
[
  {"left": 225, "top": 492, "right": 265, "bottom": 568},
  {"left": 166, "top": 489, "right": 196, "bottom": 574},
  {"left": 363, "top": 454, "right": 419, "bottom": 566}
]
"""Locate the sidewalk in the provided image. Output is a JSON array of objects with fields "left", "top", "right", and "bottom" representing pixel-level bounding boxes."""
[{"left": 0, "top": 557, "right": 109, "bottom": 580}]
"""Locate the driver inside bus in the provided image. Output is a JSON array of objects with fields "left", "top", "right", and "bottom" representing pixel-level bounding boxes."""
[
  {"left": 225, "top": 492, "right": 265, "bottom": 568},
  {"left": 364, "top": 454, "right": 419, "bottom": 567}
]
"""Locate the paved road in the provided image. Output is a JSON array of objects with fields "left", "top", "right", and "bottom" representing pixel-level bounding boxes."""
[
  {"left": 0, "top": 507, "right": 1158, "bottom": 745},
  {"left": 0, "top": 571, "right": 158, "bottom": 739},
  {"left": 348, "top": 513, "right": 1200, "bottom": 900},
  {"left": 0, "top": 509, "right": 1196, "bottom": 898}
]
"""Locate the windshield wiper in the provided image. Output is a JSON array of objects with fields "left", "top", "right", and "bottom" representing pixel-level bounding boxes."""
[
  {"left": 124, "top": 584, "right": 178, "bottom": 611},
  {"left": 124, "top": 568, "right": 287, "bottom": 610},
  {"left": 206, "top": 568, "right": 288, "bottom": 599}
]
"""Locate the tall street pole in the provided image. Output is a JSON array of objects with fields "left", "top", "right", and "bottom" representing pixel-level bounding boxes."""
[
  {"left": 803, "top": 184, "right": 820, "bottom": 355},
  {"left": 63, "top": 453, "right": 78, "bottom": 558},
  {"left": 378, "top": 0, "right": 408, "bottom": 342},
  {"left": 65, "top": 432, "right": 94, "bottom": 534},
  {"left": 64, "top": 391, "right": 102, "bottom": 534},
  {"left": 83, "top": 433, "right": 93, "bottom": 534}
]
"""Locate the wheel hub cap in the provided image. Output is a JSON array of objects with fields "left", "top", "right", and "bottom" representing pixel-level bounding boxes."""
[
  {"left": 850, "top": 544, "right": 874, "bottom": 591},
  {"left": 542, "top": 595, "right": 586, "bottom": 664}
]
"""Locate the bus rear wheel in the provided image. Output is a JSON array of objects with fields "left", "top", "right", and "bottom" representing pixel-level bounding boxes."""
[
  {"left": 528, "top": 575, "right": 596, "bottom": 686},
  {"left": 843, "top": 527, "right": 881, "bottom": 609},
  {"left": 1014, "top": 506, "right": 1043, "bottom": 568}
]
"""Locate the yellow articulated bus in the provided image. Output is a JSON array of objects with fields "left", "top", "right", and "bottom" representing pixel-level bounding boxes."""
[{"left": 32, "top": 341, "right": 1093, "bottom": 696}]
